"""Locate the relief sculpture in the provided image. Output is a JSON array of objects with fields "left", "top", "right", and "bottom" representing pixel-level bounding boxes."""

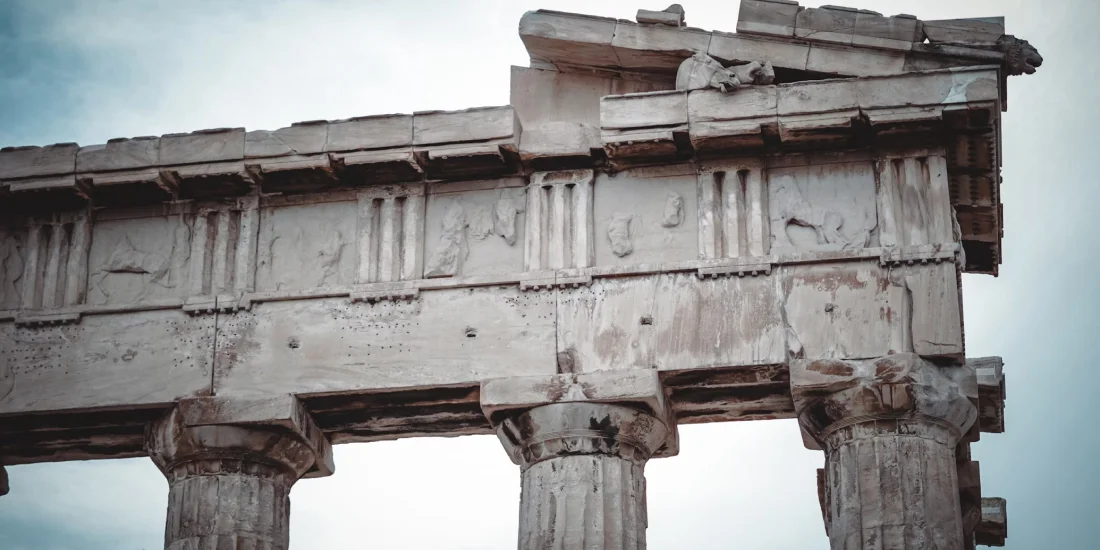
[
  {"left": 769, "top": 172, "right": 876, "bottom": 253},
  {"left": 607, "top": 213, "right": 635, "bottom": 257},
  {"left": 425, "top": 203, "right": 469, "bottom": 278},
  {"left": 88, "top": 218, "right": 192, "bottom": 305},
  {"left": 661, "top": 192, "right": 684, "bottom": 228},
  {"left": 425, "top": 188, "right": 525, "bottom": 278},
  {"left": 268, "top": 225, "right": 348, "bottom": 289},
  {"left": 494, "top": 196, "right": 522, "bottom": 246},
  {"left": 0, "top": 232, "right": 24, "bottom": 310}
]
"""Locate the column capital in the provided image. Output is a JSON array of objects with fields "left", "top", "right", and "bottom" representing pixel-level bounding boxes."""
[
  {"left": 791, "top": 352, "right": 978, "bottom": 447},
  {"left": 481, "top": 370, "right": 677, "bottom": 469},
  {"left": 145, "top": 394, "right": 334, "bottom": 482}
]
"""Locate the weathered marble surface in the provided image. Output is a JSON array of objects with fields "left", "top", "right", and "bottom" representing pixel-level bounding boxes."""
[
  {"left": 146, "top": 396, "right": 332, "bottom": 549},
  {"left": 0, "top": 309, "right": 214, "bottom": 414},
  {"left": 792, "top": 353, "right": 978, "bottom": 549},
  {"left": 483, "top": 371, "right": 674, "bottom": 549},
  {"left": 0, "top": 3, "right": 1041, "bottom": 546}
]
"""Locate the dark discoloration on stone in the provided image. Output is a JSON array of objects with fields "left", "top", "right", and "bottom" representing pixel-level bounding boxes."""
[{"left": 807, "top": 359, "right": 855, "bottom": 377}]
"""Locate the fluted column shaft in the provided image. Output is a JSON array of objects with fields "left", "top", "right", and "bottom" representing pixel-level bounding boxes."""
[
  {"left": 496, "top": 401, "right": 668, "bottom": 550},
  {"left": 520, "top": 454, "right": 648, "bottom": 549},
  {"left": 822, "top": 420, "right": 965, "bottom": 550},
  {"left": 162, "top": 458, "right": 296, "bottom": 550},
  {"left": 792, "top": 354, "right": 978, "bottom": 550},
  {"left": 146, "top": 396, "right": 332, "bottom": 550}
]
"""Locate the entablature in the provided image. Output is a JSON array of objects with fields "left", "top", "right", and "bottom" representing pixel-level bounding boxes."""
[{"left": 519, "top": 2, "right": 1039, "bottom": 87}]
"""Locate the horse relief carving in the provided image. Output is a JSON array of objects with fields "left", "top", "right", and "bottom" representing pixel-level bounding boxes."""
[{"left": 770, "top": 175, "right": 874, "bottom": 253}]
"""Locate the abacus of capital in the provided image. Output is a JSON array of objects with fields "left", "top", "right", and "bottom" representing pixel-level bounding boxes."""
[{"left": 0, "top": 2, "right": 1037, "bottom": 548}]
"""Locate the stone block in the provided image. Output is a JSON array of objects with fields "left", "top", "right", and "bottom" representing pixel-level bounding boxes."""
[
  {"left": 7, "top": 175, "right": 89, "bottom": 212},
  {"left": 856, "top": 67, "right": 999, "bottom": 110},
  {"left": 806, "top": 43, "right": 907, "bottom": 77},
  {"left": 77, "top": 138, "right": 159, "bottom": 173},
  {"left": 171, "top": 161, "right": 253, "bottom": 199},
  {"left": 519, "top": 10, "right": 619, "bottom": 70},
  {"left": 0, "top": 143, "right": 78, "bottom": 180},
  {"left": 636, "top": 7, "right": 684, "bottom": 27},
  {"left": 481, "top": 369, "right": 678, "bottom": 457},
  {"left": 923, "top": 17, "right": 1005, "bottom": 46},
  {"left": 853, "top": 12, "right": 921, "bottom": 50},
  {"left": 736, "top": 0, "right": 803, "bottom": 38},
  {"left": 778, "top": 79, "right": 858, "bottom": 116},
  {"left": 973, "top": 356, "right": 1005, "bottom": 433},
  {"left": 332, "top": 149, "right": 423, "bottom": 184},
  {"left": 160, "top": 127, "right": 245, "bottom": 166},
  {"left": 976, "top": 497, "right": 1008, "bottom": 546},
  {"left": 326, "top": 114, "right": 414, "bottom": 152},
  {"left": 413, "top": 106, "right": 519, "bottom": 146},
  {"left": 481, "top": 370, "right": 668, "bottom": 422},
  {"left": 518, "top": 121, "right": 601, "bottom": 169},
  {"left": 176, "top": 394, "right": 334, "bottom": 477},
  {"left": 610, "top": 23, "right": 711, "bottom": 72},
  {"left": 244, "top": 121, "right": 328, "bottom": 158},
  {"left": 708, "top": 31, "right": 810, "bottom": 71},
  {"left": 0, "top": 309, "right": 213, "bottom": 415},
  {"left": 601, "top": 90, "right": 688, "bottom": 130},
  {"left": 790, "top": 353, "right": 978, "bottom": 444},
  {"left": 795, "top": 5, "right": 857, "bottom": 45},
  {"left": 84, "top": 168, "right": 174, "bottom": 207},
  {"left": 251, "top": 154, "right": 336, "bottom": 195},
  {"left": 687, "top": 87, "right": 778, "bottom": 151}
]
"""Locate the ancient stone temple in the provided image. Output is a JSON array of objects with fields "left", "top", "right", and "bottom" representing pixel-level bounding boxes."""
[{"left": 0, "top": 1, "right": 1040, "bottom": 548}]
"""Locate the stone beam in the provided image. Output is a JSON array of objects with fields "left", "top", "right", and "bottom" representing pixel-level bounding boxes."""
[
  {"left": 0, "top": 106, "right": 521, "bottom": 213},
  {"left": 518, "top": 5, "right": 1019, "bottom": 81},
  {"left": 0, "top": 354, "right": 1007, "bottom": 466}
]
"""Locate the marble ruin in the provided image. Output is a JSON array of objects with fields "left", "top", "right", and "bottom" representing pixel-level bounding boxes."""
[{"left": 0, "top": 1, "right": 1039, "bottom": 548}]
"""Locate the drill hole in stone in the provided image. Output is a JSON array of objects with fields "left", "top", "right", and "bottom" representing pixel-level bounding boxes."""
[
  {"left": 465, "top": 327, "right": 478, "bottom": 338},
  {"left": 287, "top": 337, "right": 300, "bottom": 349}
]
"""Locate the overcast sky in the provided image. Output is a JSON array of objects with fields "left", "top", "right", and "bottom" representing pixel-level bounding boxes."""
[{"left": 1, "top": 0, "right": 1097, "bottom": 548}]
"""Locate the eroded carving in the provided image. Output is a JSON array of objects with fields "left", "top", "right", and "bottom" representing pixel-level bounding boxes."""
[
  {"left": 999, "top": 35, "right": 1043, "bottom": 76},
  {"left": 769, "top": 174, "right": 875, "bottom": 252},
  {"left": 494, "top": 197, "right": 522, "bottom": 246},
  {"left": 676, "top": 52, "right": 775, "bottom": 93},
  {"left": 266, "top": 226, "right": 350, "bottom": 290},
  {"left": 0, "top": 232, "right": 24, "bottom": 310},
  {"left": 607, "top": 213, "right": 635, "bottom": 257},
  {"left": 89, "top": 219, "right": 192, "bottom": 305},
  {"left": 661, "top": 192, "right": 684, "bottom": 228},
  {"left": 0, "top": 356, "right": 14, "bottom": 402},
  {"left": 468, "top": 204, "right": 494, "bottom": 241},
  {"left": 425, "top": 203, "right": 469, "bottom": 278}
]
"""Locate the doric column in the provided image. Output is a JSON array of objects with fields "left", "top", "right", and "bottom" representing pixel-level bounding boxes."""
[
  {"left": 482, "top": 371, "right": 677, "bottom": 550},
  {"left": 792, "top": 353, "right": 978, "bottom": 550},
  {"left": 146, "top": 395, "right": 334, "bottom": 550}
]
